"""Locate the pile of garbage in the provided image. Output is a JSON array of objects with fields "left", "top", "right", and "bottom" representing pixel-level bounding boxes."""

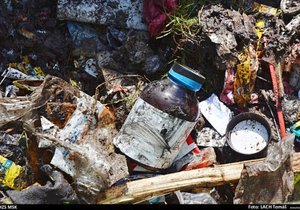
[{"left": 0, "top": 0, "right": 300, "bottom": 205}]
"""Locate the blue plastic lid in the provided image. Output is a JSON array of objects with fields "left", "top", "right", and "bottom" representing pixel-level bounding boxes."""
[{"left": 168, "top": 62, "right": 205, "bottom": 91}]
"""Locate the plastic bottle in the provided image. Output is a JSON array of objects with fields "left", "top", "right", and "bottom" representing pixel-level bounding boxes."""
[{"left": 113, "top": 62, "right": 205, "bottom": 169}]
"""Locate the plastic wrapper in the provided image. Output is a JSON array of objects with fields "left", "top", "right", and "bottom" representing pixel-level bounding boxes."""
[
  {"left": 0, "top": 155, "right": 22, "bottom": 190},
  {"left": 252, "top": 2, "right": 281, "bottom": 16},
  {"left": 0, "top": 149, "right": 31, "bottom": 191},
  {"left": 233, "top": 43, "right": 259, "bottom": 108}
]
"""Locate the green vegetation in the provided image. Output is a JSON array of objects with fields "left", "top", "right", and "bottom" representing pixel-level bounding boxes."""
[{"left": 158, "top": 0, "right": 206, "bottom": 42}]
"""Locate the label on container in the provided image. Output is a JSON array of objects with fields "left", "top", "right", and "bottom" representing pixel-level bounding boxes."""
[
  {"left": 113, "top": 98, "right": 197, "bottom": 169},
  {"left": 130, "top": 135, "right": 198, "bottom": 172},
  {"left": 0, "top": 155, "right": 22, "bottom": 190}
]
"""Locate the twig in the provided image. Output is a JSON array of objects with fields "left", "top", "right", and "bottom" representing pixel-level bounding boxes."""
[
  {"left": 257, "top": 75, "right": 271, "bottom": 83},
  {"left": 0, "top": 69, "right": 9, "bottom": 86},
  {"left": 93, "top": 75, "right": 149, "bottom": 100},
  {"left": 261, "top": 90, "right": 281, "bottom": 141}
]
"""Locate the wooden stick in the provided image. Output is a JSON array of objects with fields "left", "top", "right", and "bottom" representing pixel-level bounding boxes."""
[{"left": 97, "top": 153, "right": 300, "bottom": 204}]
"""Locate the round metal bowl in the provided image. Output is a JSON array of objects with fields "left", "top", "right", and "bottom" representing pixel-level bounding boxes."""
[{"left": 226, "top": 112, "right": 271, "bottom": 155}]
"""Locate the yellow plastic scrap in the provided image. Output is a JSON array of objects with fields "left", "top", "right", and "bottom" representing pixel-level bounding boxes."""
[
  {"left": 13, "top": 80, "right": 43, "bottom": 92},
  {"left": 0, "top": 155, "right": 22, "bottom": 190},
  {"left": 8, "top": 63, "right": 29, "bottom": 75},
  {"left": 255, "top": 20, "right": 265, "bottom": 40},
  {"left": 255, "top": 19, "right": 266, "bottom": 57},
  {"left": 8, "top": 56, "right": 45, "bottom": 77},
  {"left": 13, "top": 80, "right": 31, "bottom": 91},
  {"left": 296, "top": 173, "right": 300, "bottom": 185},
  {"left": 22, "top": 56, "right": 30, "bottom": 64},
  {"left": 253, "top": 2, "right": 281, "bottom": 16},
  {"left": 33, "top": 67, "right": 45, "bottom": 76},
  {"left": 17, "top": 28, "right": 36, "bottom": 40},
  {"left": 74, "top": 60, "right": 80, "bottom": 68},
  {"left": 69, "top": 79, "right": 81, "bottom": 90},
  {"left": 233, "top": 44, "right": 259, "bottom": 108}
]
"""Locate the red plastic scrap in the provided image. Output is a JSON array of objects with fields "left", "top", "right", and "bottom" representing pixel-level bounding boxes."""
[
  {"left": 182, "top": 147, "right": 215, "bottom": 171},
  {"left": 113, "top": 85, "right": 127, "bottom": 93},
  {"left": 269, "top": 64, "right": 286, "bottom": 138},
  {"left": 260, "top": 34, "right": 286, "bottom": 138},
  {"left": 181, "top": 135, "right": 215, "bottom": 171},
  {"left": 220, "top": 68, "right": 235, "bottom": 105},
  {"left": 143, "top": 0, "right": 179, "bottom": 37},
  {"left": 186, "top": 134, "right": 200, "bottom": 153}
]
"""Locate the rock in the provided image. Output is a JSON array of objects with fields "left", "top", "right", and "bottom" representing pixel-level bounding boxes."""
[
  {"left": 97, "top": 30, "right": 164, "bottom": 75},
  {"left": 57, "top": 0, "right": 147, "bottom": 31},
  {"left": 199, "top": 4, "right": 257, "bottom": 69}
]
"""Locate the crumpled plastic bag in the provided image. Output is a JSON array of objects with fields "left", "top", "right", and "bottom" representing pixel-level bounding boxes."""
[
  {"left": 233, "top": 133, "right": 295, "bottom": 204},
  {"left": 34, "top": 75, "right": 129, "bottom": 203},
  {"left": 175, "top": 191, "right": 217, "bottom": 204},
  {"left": 6, "top": 165, "right": 79, "bottom": 204},
  {"left": 0, "top": 97, "right": 32, "bottom": 128}
]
